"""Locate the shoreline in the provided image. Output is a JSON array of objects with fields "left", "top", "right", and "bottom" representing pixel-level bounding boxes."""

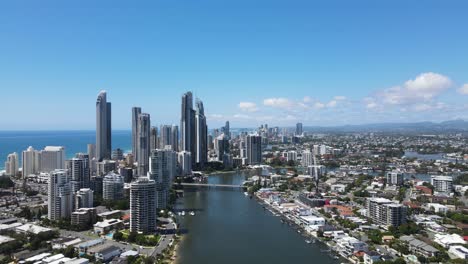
[{"left": 254, "top": 195, "right": 348, "bottom": 263}]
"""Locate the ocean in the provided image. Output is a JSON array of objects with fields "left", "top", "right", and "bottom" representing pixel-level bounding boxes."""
[{"left": 0, "top": 130, "right": 131, "bottom": 170}]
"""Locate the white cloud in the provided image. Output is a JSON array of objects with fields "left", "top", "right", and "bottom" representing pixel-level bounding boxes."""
[
  {"left": 327, "top": 100, "right": 337, "bottom": 108},
  {"left": 333, "top": 96, "right": 346, "bottom": 100},
  {"left": 238, "top": 101, "right": 258, "bottom": 112},
  {"left": 379, "top": 72, "right": 452, "bottom": 105},
  {"left": 457, "top": 84, "right": 468, "bottom": 95},
  {"left": 314, "top": 102, "right": 325, "bottom": 109},
  {"left": 303, "top": 96, "right": 312, "bottom": 103},
  {"left": 263, "top": 97, "right": 295, "bottom": 109}
]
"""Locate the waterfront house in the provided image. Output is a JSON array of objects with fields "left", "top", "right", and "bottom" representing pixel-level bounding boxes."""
[
  {"left": 363, "top": 251, "right": 381, "bottom": 264},
  {"left": 335, "top": 236, "right": 368, "bottom": 257},
  {"left": 434, "top": 233, "right": 467, "bottom": 249},
  {"left": 399, "top": 235, "right": 439, "bottom": 258}
]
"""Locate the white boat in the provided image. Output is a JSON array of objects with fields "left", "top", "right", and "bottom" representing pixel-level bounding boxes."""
[
  {"left": 305, "top": 240, "right": 311, "bottom": 244},
  {"left": 244, "top": 192, "right": 249, "bottom": 196},
  {"left": 190, "top": 211, "right": 195, "bottom": 216},
  {"left": 181, "top": 211, "right": 185, "bottom": 216}
]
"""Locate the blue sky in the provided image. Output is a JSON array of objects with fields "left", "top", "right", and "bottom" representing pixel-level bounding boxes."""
[{"left": 1, "top": 0, "right": 468, "bottom": 129}]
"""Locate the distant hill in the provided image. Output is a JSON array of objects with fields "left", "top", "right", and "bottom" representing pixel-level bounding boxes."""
[{"left": 303, "top": 119, "right": 468, "bottom": 133}]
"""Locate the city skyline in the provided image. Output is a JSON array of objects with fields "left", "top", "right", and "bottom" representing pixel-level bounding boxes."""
[{"left": 1, "top": 1, "right": 468, "bottom": 130}]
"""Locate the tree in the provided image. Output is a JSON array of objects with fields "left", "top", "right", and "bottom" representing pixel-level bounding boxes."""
[
  {"left": 128, "top": 232, "right": 137, "bottom": 243},
  {"left": 63, "top": 246, "right": 77, "bottom": 258},
  {"left": 113, "top": 231, "right": 123, "bottom": 241}
]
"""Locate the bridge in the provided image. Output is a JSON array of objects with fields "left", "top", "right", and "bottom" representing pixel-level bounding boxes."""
[{"left": 180, "top": 183, "right": 246, "bottom": 189}]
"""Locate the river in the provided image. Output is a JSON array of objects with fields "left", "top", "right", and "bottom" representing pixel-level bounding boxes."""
[{"left": 174, "top": 171, "right": 340, "bottom": 264}]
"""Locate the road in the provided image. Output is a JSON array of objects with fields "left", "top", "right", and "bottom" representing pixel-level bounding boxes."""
[{"left": 151, "top": 219, "right": 177, "bottom": 257}]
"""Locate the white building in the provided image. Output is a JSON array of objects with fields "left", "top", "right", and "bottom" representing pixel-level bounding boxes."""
[
  {"left": 103, "top": 172, "right": 124, "bottom": 201},
  {"left": 149, "top": 148, "right": 176, "bottom": 209},
  {"left": 366, "top": 198, "right": 407, "bottom": 227},
  {"left": 386, "top": 171, "right": 403, "bottom": 186},
  {"left": 40, "top": 146, "right": 66, "bottom": 173},
  {"left": 4, "top": 152, "right": 18, "bottom": 176},
  {"left": 22, "top": 146, "right": 41, "bottom": 178},
  {"left": 434, "top": 233, "right": 466, "bottom": 249},
  {"left": 301, "top": 150, "right": 314, "bottom": 167},
  {"left": 431, "top": 175, "right": 453, "bottom": 193},
  {"left": 75, "top": 188, "right": 94, "bottom": 209},
  {"left": 48, "top": 169, "right": 73, "bottom": 221},
  {"left": 130, "top": 177, "right": 156, "bottom": 234},
  {"left": 285, "top": 151, "right": 297, "bottom": 162},
  {"left": 449, "top": 245, "right": 468, "bottom": 259},
  {"left": 178, "top": 151, "right": 192, "bottom": 176}
]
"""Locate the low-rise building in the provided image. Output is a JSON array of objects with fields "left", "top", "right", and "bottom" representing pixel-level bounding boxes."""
[
  {"left": 399, "top": 235, "right": 439, "bottom": 258},
  {"left": 93, "top": 245, "right": 121, "bottom": 262},
  {"left": 449, "top": 245, "right": 468, "bottom": 259},
  {"left": 71, "top": 208, "right": 97, "bottom": 227},
  {"left": 434, "top": 233, "right": 467, "bottom": 249},
  {"left": 94, "top": 219, "right": 124, "bottom": 234}
]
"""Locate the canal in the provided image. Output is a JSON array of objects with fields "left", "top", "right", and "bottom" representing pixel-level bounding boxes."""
[{"left": 175, "top": 171, "right": 340, "bottom": 264}]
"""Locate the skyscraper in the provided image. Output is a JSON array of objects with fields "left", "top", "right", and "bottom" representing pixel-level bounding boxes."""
[
  {"left": 224, "top": 121, "right": 230, "bottom": 139},
  {"left": 181, "top": 92, "right": 195, "bottom": 164},
  {"left": 137, "top": 113, "right": 151, "bottom": 176},
  {"left": 178, "top": 151, "right": 192, "bottom": 176},
  {"left": 195, "top": 98, "right": 208, "bottom": 167},
  {"left": 296, "top": 122, "right": 303, "bottom": 136},
  {"left": 130, "top": 177, "right": 156, "bottom": 234},
  {"left": 131, "top": 107, "right": 142, "bottom": 161},
  {"left": 4, "top": 152, "right": 18, "bottom": 177},
  {"left": 150, "top": 126, "right": 158, "bottom": 151},
  {"left": 247, "top": 135, "right": 262, "bottom": 165},
  {"left": 149, "top": 148, "right": 176, "bottom": 209},
  {"left": 48, "top": 169, "right": 73, "bottom": 221},
  {"left": 40, "top": 146, "right": 66, "bottom": 173},
  {"left": 75, "top": 188, "right": 94, "bottom": 209},
  {"left": 67, "top": 155, "right": 90, "bottom": 192},
  {"left": 96, "top": 91, "right": 112, "bottom": 161},
  {"left": 171, "top": 125, "right": 179, "bottom": 152},
  {"left": 22, "top": 146, "right": 41, "bottom": 178},
  {"left": 103, "top": 172, "right": 124, "bottom": 201},
  {"left": 160, "top": 125, "right": 173, "bottom": 149}
]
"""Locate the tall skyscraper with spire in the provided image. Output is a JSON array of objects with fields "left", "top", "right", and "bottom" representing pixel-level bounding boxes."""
[
  {"left": 96, "top": 91, "right": 112, "bottom": 161},
  {"left": 131, "top": 107, "right": 142, "bottom": 162},
  {"left": 181, "top": 92, "right": 196, "bottom": 164},
  {"left": 195, "top": 98, "right": 208, "bottom": 167}
]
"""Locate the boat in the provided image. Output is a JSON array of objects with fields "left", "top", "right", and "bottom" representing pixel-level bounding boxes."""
[
  {"left": 333, "top": 255, "right": 340, "bottom": 260},
  {"left": 177, "top": 212, "right": 181, "bottom": 216},
  {"left": 305, "top": 240, "right": 311, "bottom": 244},
  {"left": 181, "top": 211, "right": 185, "bottom": 216},
  {"left": 244, "top": 192, "right": 249, "bottom": 196},
  {"left": 190, "top": 211, "right": 195, "bottom": 216}
]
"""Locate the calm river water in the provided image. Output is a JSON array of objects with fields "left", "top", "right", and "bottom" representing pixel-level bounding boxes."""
[{"left": 175, "top": 171, "right": 340, "bottom": 264}]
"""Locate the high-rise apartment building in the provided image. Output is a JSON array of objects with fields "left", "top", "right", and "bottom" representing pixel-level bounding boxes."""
[
  {"left": 131, "top": 107, "right": 142, "bottom": 161},
  {"left": 96, "top": 90, "right": 112, "bottom": 161},
  {"left": 150, "top": 126, "right": 158, "bottom": 151},
  {"left": 137, "top": 113, "right": 151, "bottom": 176},
  {"left": 366, "top": 198, "right": 407, "bottom": 227},
  {"left": 431, "top": 175, "right": 453, "bottom": 193},
  {"left": 195, "top": 98, "right": 207, "bottom": 167},
  {"left": 247, "top": 135, "right": 262, "bottom": 165},
  {"left": 178, "top": 151, "right": 192, "bottom": 176},
  {"left": 149, "top": 148, "right": 176, "bottom": 209},
  {"left": 130, "top": 177, "right": 156, "bottom": 234},
  {"left": 75, "top": 188, "right": 94, "bottom": 209},
  {"left": 48, "top": 169, "right": 73, "bottom": 221},
  {"left": 22, "top": 146, "right": 41, "bottom": 177},
  {"left": 296, "top": 122, "right": 303, "bottom": 136},
  {"left": 181, "top": 92, "right": 196, "bottom": 165},
  {"left": 40, "top": 146, "right": 66, "bottom": 173},
  {"left": 386, "top": 171, "right": 404, "bottom": 186},
  {"left": 103, "top": 172, "right": 124, "bottom": 201},
  {"left": 4, "top": 152, "right": 18, "bottom": 176},
  {"left": 67, "top": 155, "right": 90, "bottom": 192}
]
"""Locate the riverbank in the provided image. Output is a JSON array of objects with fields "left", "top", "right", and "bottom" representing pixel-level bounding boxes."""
[{"left": 254, "top": 195, "right": 348, "bottom": 263}]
